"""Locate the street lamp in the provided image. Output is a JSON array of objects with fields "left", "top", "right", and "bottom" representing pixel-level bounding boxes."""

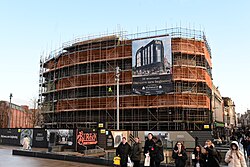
[{"left": 8, "top": 93, "right": 13, "bottom": 128}]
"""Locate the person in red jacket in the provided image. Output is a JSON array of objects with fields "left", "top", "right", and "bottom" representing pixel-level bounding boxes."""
[{"left": 150, "top": 136, "right": 164, "bottom": 167}]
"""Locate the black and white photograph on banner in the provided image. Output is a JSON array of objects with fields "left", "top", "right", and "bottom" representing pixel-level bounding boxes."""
[
  {"left": 144, "top": 131, "right": 169, "bottom": 141},
  {"left": 46, "top": 129, "right": 74, "bottom": 146},
  {"left": 111, "top": 131, "right": 128, "bottom": 148},
  {"left": 132, "top": 36, "right": 173, "bottom": 95}
]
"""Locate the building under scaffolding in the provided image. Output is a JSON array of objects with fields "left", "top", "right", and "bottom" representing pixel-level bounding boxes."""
[{"left": 39, "top": 27, "right": 212, "bottom": 130}]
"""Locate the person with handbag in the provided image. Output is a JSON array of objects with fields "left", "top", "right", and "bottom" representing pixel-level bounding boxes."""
[
  {"left": 116, "top": 137, "right": 131, "bottom": 167},
  {"left": 192, "top": 145, "right": 205, "bottom": 167},
  {"left": 144, "top": 133, "right": 155, "bottom": 167}
]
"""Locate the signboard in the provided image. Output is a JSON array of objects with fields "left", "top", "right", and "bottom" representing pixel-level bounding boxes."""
[
  {"left": 204, "top": 125, "right": 210, "bottom": 129},
  {"left": 100, "top": 129, "right": 106, "bottom": 134},
  {"left": 0, "top": 129, "right": 20, "bottom": 145},
  {"left": 106, "top": 131, "right": 114, "bottom": 148},
  {"left": 32, "top": 129, "right": 47, "bottom": 148},
  {"left": 214, "top": 122, "right": 225, "bottom": 127},
  {"left": 132, "top": 36, "right": 173, "bottom": 95},
  {"left": 77, "top": 131, "right": 97, "bottom": 145},
  {"left": 98, "top": 123, "right": 104, "bottom": 128},
  {"left": 76, "top": 129, "right": 97, "bottom": 153}
]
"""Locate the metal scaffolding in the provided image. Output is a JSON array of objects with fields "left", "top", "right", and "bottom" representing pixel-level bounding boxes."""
[{"left": 39, "top": 27, "right": 212, "bottom": 130}]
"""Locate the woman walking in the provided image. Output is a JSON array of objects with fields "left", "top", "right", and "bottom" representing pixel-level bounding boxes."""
[
  {"left": 192, "top": 145, "right": 205, "bottom": 167},
  {"left": 172, "top": 141, "right": 188, "bottom": 167},
  {"left": 225, "top": 141, "right": 247, "bottom": 167}
]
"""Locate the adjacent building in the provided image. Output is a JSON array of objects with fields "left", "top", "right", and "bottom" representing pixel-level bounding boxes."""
[
  {"left": 223, "top": 97, "right": 236, "bottom": 137},
  {"left": 0, "top": 101, "right": 33, "bottom": 128},
  {"left": 211, "top": 85, "right": 224, "bottom": 137},
  {"left": 238, "top": 110, "right": 250, "bottom": 130}
]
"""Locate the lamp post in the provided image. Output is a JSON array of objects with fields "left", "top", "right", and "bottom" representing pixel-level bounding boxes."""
[
  {"left": 8, "top": 93, "right": 13, "bottom": 128},
  {"left": 115, "top": 67, "right": 120, "bottom": 130}
]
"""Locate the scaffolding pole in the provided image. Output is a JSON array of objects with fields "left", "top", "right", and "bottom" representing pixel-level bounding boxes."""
[{"left": 115, "top": 66, "right": 120, "bottom": 130}]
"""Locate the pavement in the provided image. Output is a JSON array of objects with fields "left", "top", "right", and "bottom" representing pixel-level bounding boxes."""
[
  {"left": 0, "top": 145, "right": 109, "bottom": 167},
  {"left": 1, "top": 145, "right": 249, "bottom": 167}
]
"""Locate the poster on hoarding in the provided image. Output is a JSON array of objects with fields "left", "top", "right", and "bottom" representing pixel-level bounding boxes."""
[
  {"left": 46, "top": 129, "right": 74, "bottom": 146},
  {"left": 132, "top": 36, "right": 173, "bottom": 95},
  {"left": 111, "top": 131, "right": 128, "bottom": 148},
  {"left": 0, "top": 129, "right": 20, "bottom": 145},
  {"left": 20, "top": 129, "right": 33, "bottom": 146},
  {"left": 32, "top": 129, "right": 47, "bottom": 148},
  {"left": 144, "top": 131, "right": 169, "bottom": 141},
  {"left": 76, "top": 129, "right": 97, "bottom": 153}
]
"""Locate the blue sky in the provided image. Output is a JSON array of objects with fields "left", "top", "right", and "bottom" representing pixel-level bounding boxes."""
[{"left": 0, "top": 0, "right": 249, "bottom": 114}]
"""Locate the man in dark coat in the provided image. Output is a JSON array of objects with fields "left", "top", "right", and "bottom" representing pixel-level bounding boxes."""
[
  {"left": 203, "top": 140, "right": 220, "bottom": 167},
  {"left": 131, "top": 137, "right": 142, "bottom": 167},
  {"left": 241, "top": 135, "right": 249, "bottom": 157},
  {"left": 116, "top": 137, "right": 131, "bottom": 167},
  {"left": 247, "top": 138, "right": 250, "bottom": 159},
  {"left": 144, "top": 133, "right": 155, "bottom": 166}
]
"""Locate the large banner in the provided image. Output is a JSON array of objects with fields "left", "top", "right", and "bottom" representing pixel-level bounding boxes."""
[{"left": 132, "top": 36, "right": 173, "bottom": 95}]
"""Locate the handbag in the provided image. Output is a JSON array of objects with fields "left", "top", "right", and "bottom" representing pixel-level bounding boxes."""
[
  {"left": 144, "top": 153, "right": 150, "bottom": 166},
  {"left": 113, "top": 156, "right": 121, "bottom": 166},
  {"left": 127, "top": 156, "right": 134, "bottom": 167},
  {"left": 196, "top": 162, "right": 200, "bottom": 167}
]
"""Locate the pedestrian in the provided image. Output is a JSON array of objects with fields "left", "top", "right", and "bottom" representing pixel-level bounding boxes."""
[
  {"left": 172, "top": 141, "right": 188, "bottom": 167},
  {"left": 202, "top": 140, "right": 220, "bottom": 167},
  {"left": 150, "top": 136, "right": 164, "bottom": 167},
  {"left": 225, "top": 141, "right": 247, "bottom": 167},
  {"left": 144, "top": 133, "right": 155, "bottom": 167},
  {"left": 192, "top": 145, "right": 205, "bottom": 167},
  {"left": 116, "top": 137, "right": 131, "bottom": 167},
  {"left": 247, "top": 138, "right": 250, "bottom": 159},
  {"left": 131, "top": 137, "right": 142, "bottom": 167},
  {"left": 22, "top": 135, "right": 30, "bottom": 150},
  {"left": 230, "top": 135, "right": 237, "bottom": 141},
  {"left": 241, "top": 135, "right": 249, "bottom": 157}
]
